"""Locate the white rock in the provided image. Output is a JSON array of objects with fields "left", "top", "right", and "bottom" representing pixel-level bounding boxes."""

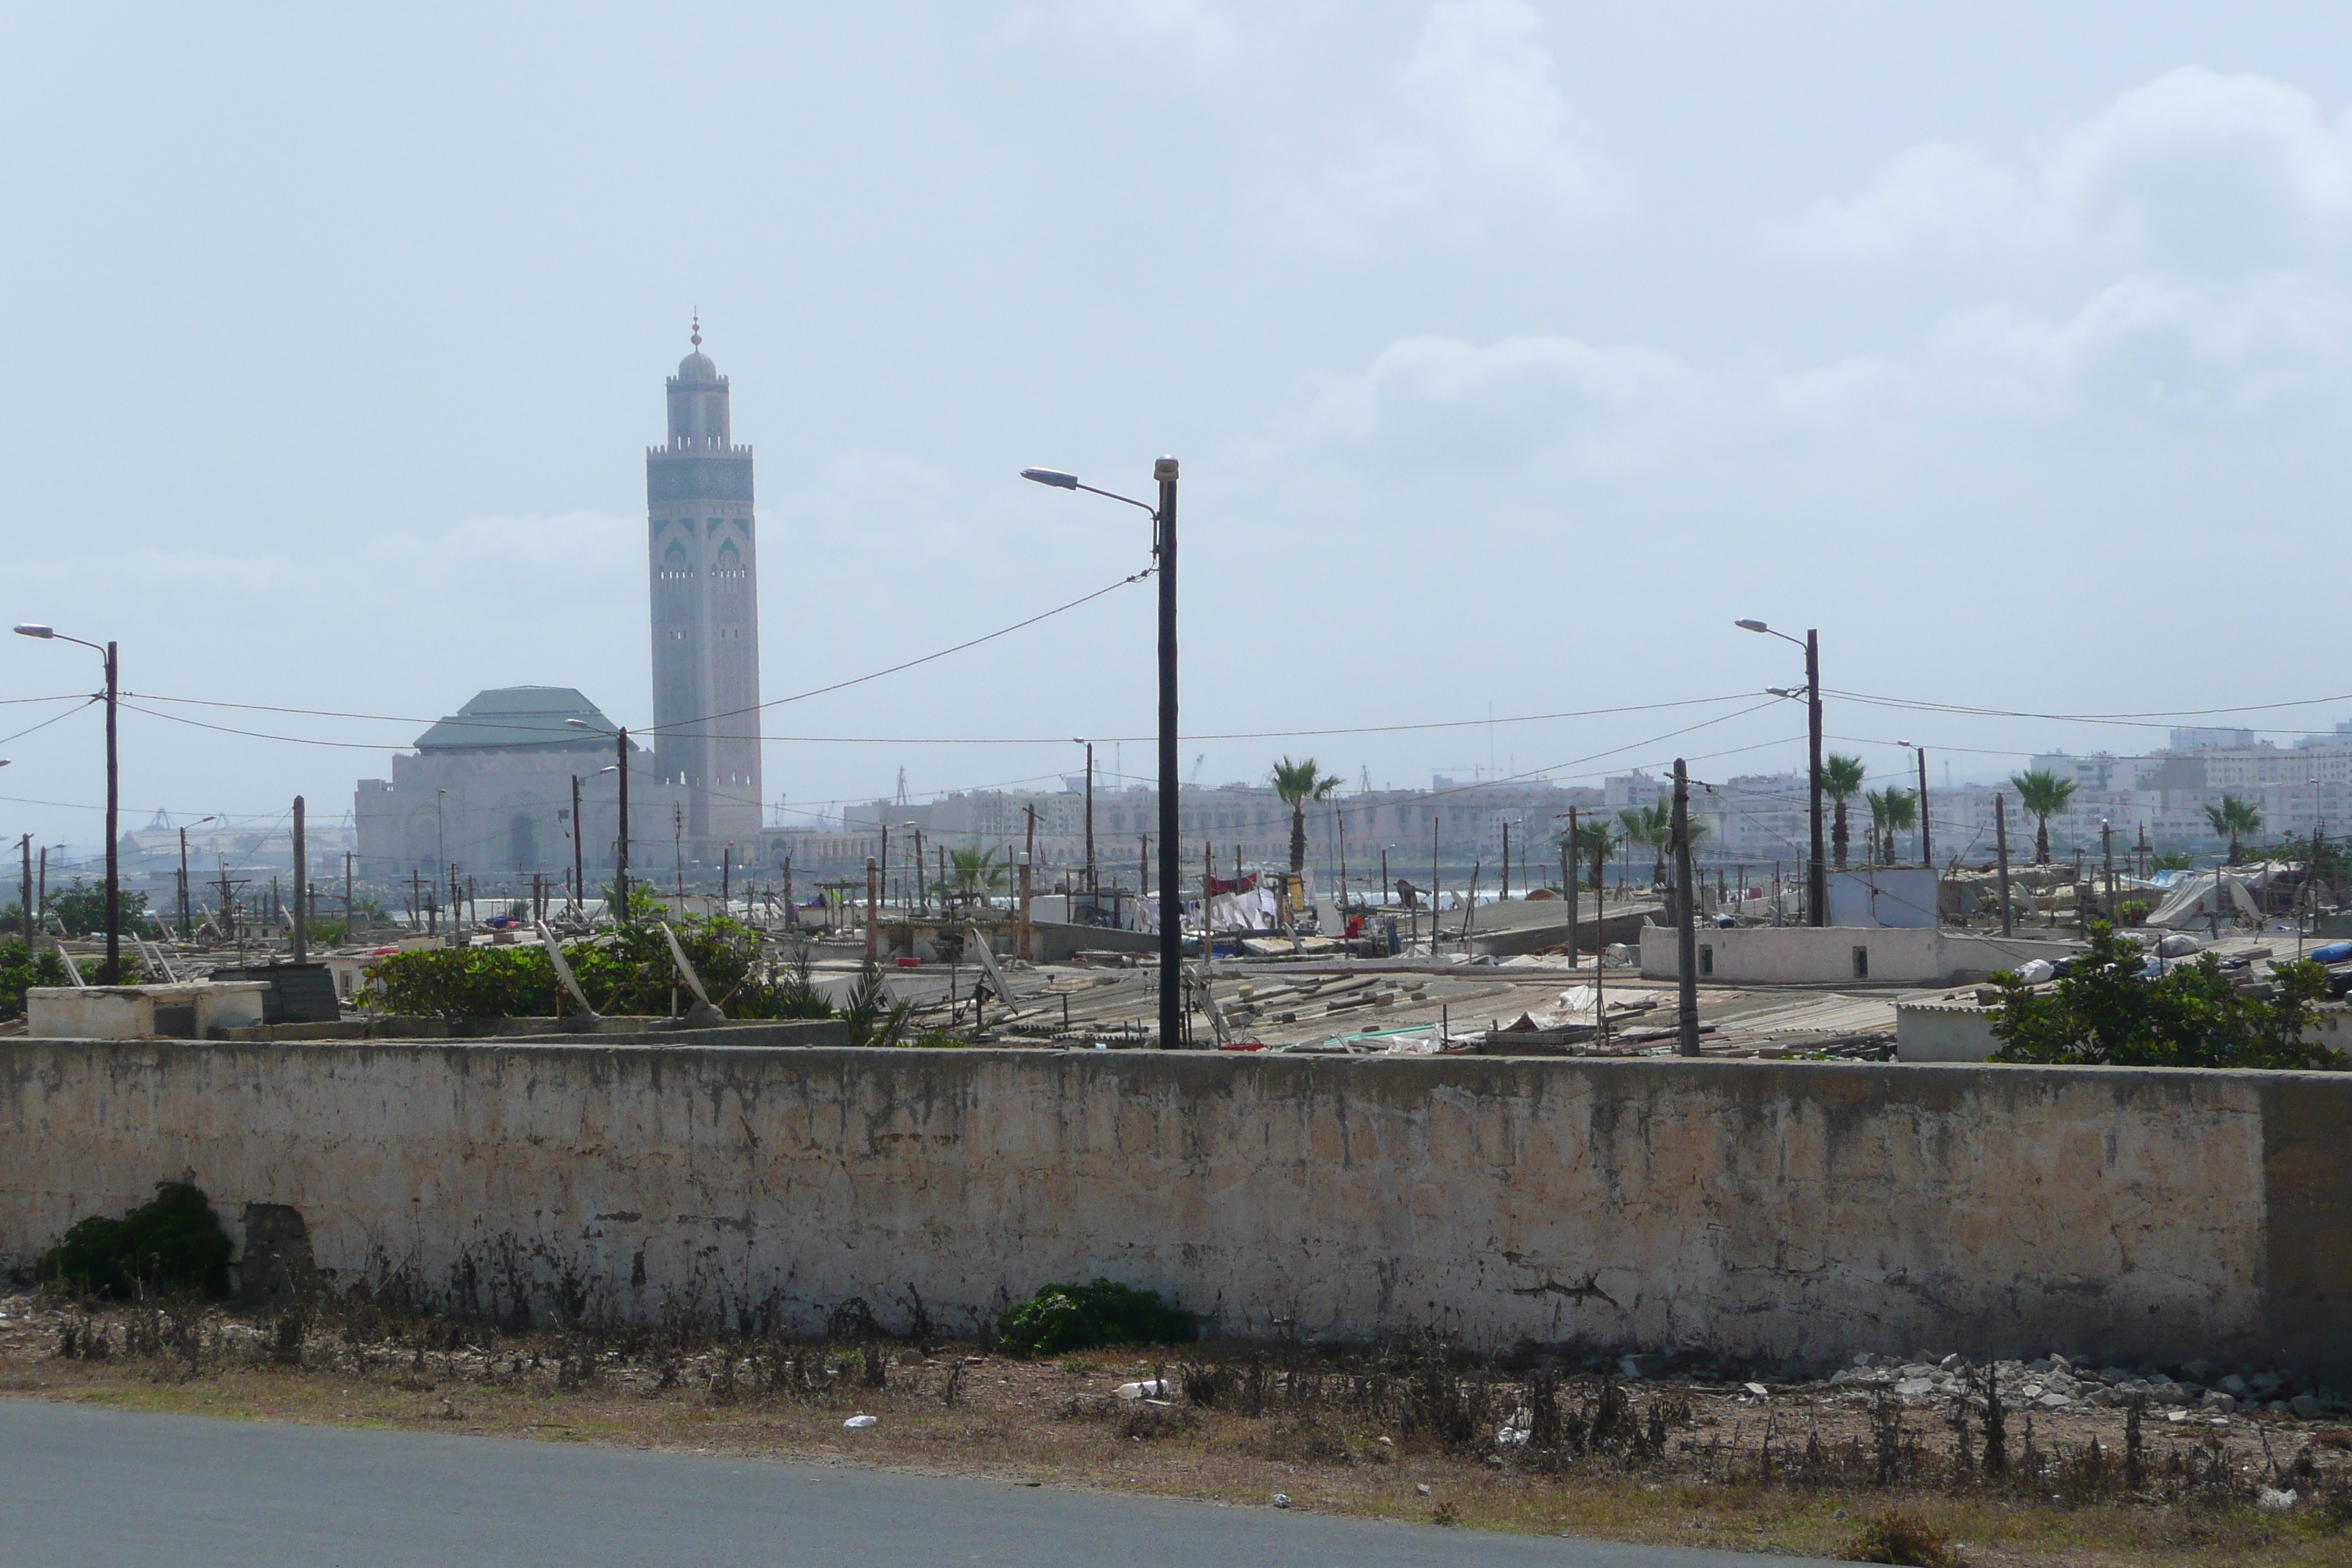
[
  {"left": 1116, "top": 1379, "right": 1172, "bottom": 1401},
  {"left": 2201, "top": 1392, "right": 2238, "bottom": 1414},
  {"left": 843, "top": 1414, "right": 878, "bottom": 1429},
  {"left": 1272, "top": 1493, "right": 1292, "bottom": 1509},
  {"left": 1894, "top": 1378, "right": 1936, "bottom": 1400},
  {"left": 2258, "top": 1488, "right": 2297, "bottom": 1512},
  {"left": 1743, "top": 1382, "right": 1769, "bottom": 1398},
  {"left": 2037, "top": 1393, "right": 2073, "bottom": 1409}
]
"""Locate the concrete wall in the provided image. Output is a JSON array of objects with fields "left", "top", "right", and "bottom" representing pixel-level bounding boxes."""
[
  {"left": 25, "top": 983, "right": 268, "bottom": 1041},
  {"left": 5, "top": 1041, "right": 2348, "bottom": 1376},
  {"left": 1640, "top": 925, "right": 2078, "bottom": 985},
  {"left": 1895, "top": 1001, "right": 2002, "bottom": 1063}
]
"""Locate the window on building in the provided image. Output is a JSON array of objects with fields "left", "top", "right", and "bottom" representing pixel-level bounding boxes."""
[
  {"left": 1852, "top": 946, "right": 1869, "bottom": 979},
  {"left": 1699, "top": 944, "right": 1713, "bottom": 977}
]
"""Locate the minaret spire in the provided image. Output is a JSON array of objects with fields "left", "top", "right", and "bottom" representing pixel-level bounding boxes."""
[{"left": 691, "top": 311, "right": 701, "bottom": 350}]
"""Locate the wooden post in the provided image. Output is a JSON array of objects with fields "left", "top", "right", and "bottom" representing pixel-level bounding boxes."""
[
  {"left": 1995, "top": 794, "right": 2014, "bottom": 938},
  {"left": 864, "top": 856, "right": 879, "bottom": 963},
  {"left": 1565, "top": 807, "right": 1579, "bottom": 965},
  {"left": 1017, "top": 851, "right": 1033, "bottom": 961}
]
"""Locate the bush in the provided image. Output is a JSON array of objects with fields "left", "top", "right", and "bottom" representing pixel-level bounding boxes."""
[
  {"left": 1841, "top": 1512, "right": 1956, "bottom": 1565},
  {"left": 2117, "top": 898, "right": 2151, "bottom": 926},
  {"left": 0, "top": 938, "right": 69, "bottom": 1022},
  {"left": 35, "top": 1181, "right": 233, "bottom": 1301},
  {"left": 1991, "top": 922, "right": 2348, "bottom": 1070},
  {"left": 998, "top": 1278, "right": 1195, "bottom": 1357},
  {"left": 358, "top": 916, "right": 831, "bottom": 1022}
]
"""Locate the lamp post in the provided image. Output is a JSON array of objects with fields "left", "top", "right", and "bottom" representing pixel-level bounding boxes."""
[
  {"left": 14, "top": 625, "right": 121, "bottom": 980},
  {"left": 1738, "top": 619, "right": 1825, "bottom": 928},
  {"left": 1023, "top": 459, "right": 1182, "bottom": 1047},
  {"left": 568, "top": 720, "right": 630, "bottom": 921},
  {"left": 1898, "top": 741, "right": 1932, "bottom": 870}
]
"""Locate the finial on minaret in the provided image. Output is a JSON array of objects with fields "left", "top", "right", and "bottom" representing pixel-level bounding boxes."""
[{"left": 691, "top": 312, "right": 701, "bottom": 350}]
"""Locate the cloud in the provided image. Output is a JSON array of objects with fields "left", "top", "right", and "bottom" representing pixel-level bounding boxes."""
[
  {"left": 1775, "top": 68, "right": 2352, "bottom": 269},
  {"left": 1278, "top": 274, "right": 2352, "bottom": 484},
  {"left": 1292, "top": 0, "right": 1620, "bottom": 244}
]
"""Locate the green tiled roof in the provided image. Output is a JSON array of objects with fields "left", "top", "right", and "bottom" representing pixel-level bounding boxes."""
[{"left": 412, "top": 687, "right": 635, "bottom": 754}]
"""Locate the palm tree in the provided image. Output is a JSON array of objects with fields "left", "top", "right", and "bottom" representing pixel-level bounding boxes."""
[
  {"left": 947, "top": 846, "right": 1007, "bottom": 909},
  {"left": 1822, "top": 754, "right": 1866, "bottom": 869},
  {"left": 1270, "top": 756, "right": 1342, "bottom": 877},
  {"left": 2009, "top": 769, "right": 2077, "bottom": 865},
  {"left": 1563, "top": 819, "right": 1617, "bottom": 892},
  {"left": 2202, "top": 795, "right": 2263, "bottom": 864},
  {"left": 1866, "top": 787, "right": 1916, "bottom": 864}
]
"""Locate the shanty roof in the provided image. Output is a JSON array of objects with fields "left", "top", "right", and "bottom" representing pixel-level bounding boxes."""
[{"left": 411, "top": 687, "right": 636, "bottom": 754}]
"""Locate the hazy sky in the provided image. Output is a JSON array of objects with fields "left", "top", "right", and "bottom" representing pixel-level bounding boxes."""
[{"left": 7, "top": 1, "right": 2352, "bottom": 847}]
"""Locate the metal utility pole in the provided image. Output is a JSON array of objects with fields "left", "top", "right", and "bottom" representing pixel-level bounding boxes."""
[
  {"left": 1735, "top": 619, "right": 1823, "bottom": 926},
  {"left": 615, "top": 729, "right": 630, "bottom": 919},
  {"left": 1430, "top": 815, "right": 1441, "bottom": 957},
  {"left": 722, "top": 846, "right": 731, "bottom": 912},
  {"left": 570, "top": 774, "right": 585, "bottom": 915},
  {"left": 1154, "top": 456, "right": 1179, "bottom": 1048},
  {"left": 1805, "top": 631, "right": 1824, "bottom": 928},
  {"left": 1499, "top": 818, "right": 1510, "bottom": 903},
  {"left": 1335, "top": 804, "right": 1348, "bottom": 927},
  {"left": 12, "top": 627, "right": 119, "bottom": 977},
  {"left": 1080, "top": 740, "right": 1096, "bottom": 896},
  {"left": 1017, "top": 850, "right": 1033, "bottom": 961},
  {"left": 16, "top": 834, "right": 29, "bottom": 948},
  {"left": 1995, "top": 793, "right": 2014, "bottom": 938},
  {"left": 344, "top": 851, "right": 355, "bottom": 941},
  {"left": 290, "top": 796, "right": 307, "bottom": 965},
  {"left": 1673, "top": 759, "right": 1700, "bottom": 1057}
]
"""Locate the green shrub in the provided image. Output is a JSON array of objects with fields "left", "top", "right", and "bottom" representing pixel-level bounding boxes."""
[
  {"left": 36, "top": 1181, "right": 233, "bottom": 1300},
  {"left": 0, "top": 938, "right": 69, "bottom": 1022},
  {"left": 358, "top": 916, "right": 831, "bottom": 1022},
  {"left": 998, "top": 1278, "right": 1195, "bottom": 1357},
  {"left": 1990, "top": 922, "right": 2347, "bottom": 1070}
]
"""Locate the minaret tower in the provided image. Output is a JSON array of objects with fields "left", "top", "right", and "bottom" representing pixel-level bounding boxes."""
[{"left": 647, "top": 317, "right": 763, "bottom": 852}]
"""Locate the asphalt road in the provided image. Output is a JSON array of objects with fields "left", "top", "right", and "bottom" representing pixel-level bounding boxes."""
[{"left": 0, "top": 1400, "right": 1832, "bottom": 1567}]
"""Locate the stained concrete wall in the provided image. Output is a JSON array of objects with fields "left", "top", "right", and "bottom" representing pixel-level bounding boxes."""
[
  {"left": 1640, "top": 925, "right": 2078, "bottom": 986},
  {"left": 4, "top": 1041, "right": 2347, "bottom": 1377}
]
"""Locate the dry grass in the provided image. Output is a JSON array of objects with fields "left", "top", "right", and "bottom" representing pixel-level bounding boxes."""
[{"left": 2, "top": 1294, "right": 2349, "bottom": 1568}]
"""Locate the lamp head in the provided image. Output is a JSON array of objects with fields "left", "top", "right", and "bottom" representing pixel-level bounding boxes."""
[
  {"left": 1021, "top": 467, "right": 1079, "bottom": 489},
  {"left": 1733, "top": 619, "right": 1768, "bottom": 634},
  {"left": 13, "top": 624, "right": 55, "bottom": 639}
]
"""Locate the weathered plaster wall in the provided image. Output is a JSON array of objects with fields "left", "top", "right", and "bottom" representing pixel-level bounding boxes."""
[{"left": 4, "top": 1042, "right": 2345, "bottom": 1376}]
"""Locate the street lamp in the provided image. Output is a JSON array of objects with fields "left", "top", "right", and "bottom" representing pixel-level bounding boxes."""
[
  {"left": 14, "top": 624, "right": 122, "bottom": 981},
  {"left": 1896, "top": 740, "right": 1931, "bottom": 869},
  {"left": 1023, "top": 457, "right": 1183, "bottom": 1047},
  {"left": 1737, "top": 619, "right": 1825, "bottom": 927},
  {"left": 568, "top": 719, "right": 631, "bottom": 921}
]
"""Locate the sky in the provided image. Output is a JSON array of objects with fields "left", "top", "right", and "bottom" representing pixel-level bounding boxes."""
[{"left": 5, "top": 1, "right": 2352, "bottom": 848}]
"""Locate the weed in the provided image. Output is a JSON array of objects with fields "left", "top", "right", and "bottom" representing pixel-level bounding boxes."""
[
  {"left": 36, "top": 1182, "right": 232, "bottom": 1301},
  {"left": 997, "top": 1281, "right": 1194, "bottom": 1357},
  {"left": 1840, "top": 1511, "right": 1956, "bottom": 1564}
]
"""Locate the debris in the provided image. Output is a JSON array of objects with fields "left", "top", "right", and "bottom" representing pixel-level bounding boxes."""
[
  {"left": 843, "top": 1414, "right": 878, "bottom": 1428},
  {"left": 1271, "top": 1493, "right": 1292, "bottom": 1509},
  {"left": 2258, "top": 1488, "right": 2298, "bottom": 1512},
  {"left": 1115, "top": 1378, "right": 1172, "bottom": 1401},
  {"left": 1415, "top": 1483, "right": 1433, "bottom": 1496}
]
